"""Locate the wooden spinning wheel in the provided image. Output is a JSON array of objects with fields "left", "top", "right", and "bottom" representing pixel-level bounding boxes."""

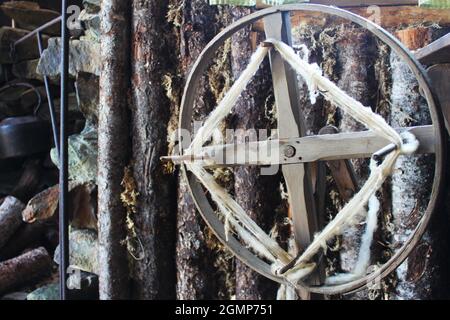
[{"left": 169, "top": 4, "right": 446, "bottom": 296}]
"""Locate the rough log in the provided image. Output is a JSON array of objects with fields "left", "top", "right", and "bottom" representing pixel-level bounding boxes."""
[
  {"left": 336, "top": 29, "right": 377, "bottom": 282},
  {"left": 0, "top": 247, "right": 52, "bottom": 295},
  {"left": 175, "top": 0, "right": 222, "bottom": 300},
  {"left": 129, "top": 0, "right": 176, "bottom": 299},
  {"left": 97, "top": 0, "right": 131, "bottom": 300},
  {"left": 390, "top": 27, "right": 449, "bottom": 299},
  {"left": 0, "top": 221, "right": 47, "bottom": 262},
  {"left": 0, "top": 196, "right": 25, "bottom": 250},
  {"left": 230, "top": 6, "right": 278, "bottom": 300},
  {"left": 253, "top": 6, "right": 450, "bottom": 31},
  {"left": 256, "top": 0, "right": 418, "bottom": 7}
]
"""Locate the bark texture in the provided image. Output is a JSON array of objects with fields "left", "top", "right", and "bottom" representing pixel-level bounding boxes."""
[
  {"left": 335, "top": 28, "right": 377, "bottom": 277},
  {"left": 0, "top": 221, "right": 47, "bottom": 262},
  {"left": 175, "top": 0, "right": 222, "bottom": 300},
  {"left": 230, "top": 6, "right": 277, "bottom": 300},
  {"left": 129, "top": 0, "right": 176, "bottom": 299},
  {"left": 390, "top": 27, "right": 449, "bottom": 300},
  {"left": 98, "top": 0, "right": 131, "bottom": 300},
  {"left": 0, "top": 247, "right": 52, "bottom": 295},
  {"left": 0, "top": 196, "right": 25, "bottom": 250},
  {"left": 292, "top": 25, "right": 329, "bottom": 136}
]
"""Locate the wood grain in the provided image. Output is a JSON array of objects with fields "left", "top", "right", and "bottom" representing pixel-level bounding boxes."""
[
  {"left": 253, "top": 6, "right": 450, "bottom": 30},
  {"left": 416, "top": 33, "right": 450, "bottom": 66},
  {"left": 427, "top": 64, "right": 450, "bottom": 134},
  {"left": 184, "top": 125, "right": 436, "bottom": 167}
]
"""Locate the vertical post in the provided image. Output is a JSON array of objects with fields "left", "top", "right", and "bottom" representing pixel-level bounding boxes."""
[
  {"left": 59, "top": 0, "right": 69, "bottom": 301},
  {"left": 98, "top": 0, "right": 131, "bottom": 299}
]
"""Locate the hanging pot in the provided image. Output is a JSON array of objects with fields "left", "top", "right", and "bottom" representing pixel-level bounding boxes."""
[
  {"left": 0, "top": 115, "right": 52, "bottom": 159},
  {"left": 0, "top": 83, "right": 52, "bottom": 159}
]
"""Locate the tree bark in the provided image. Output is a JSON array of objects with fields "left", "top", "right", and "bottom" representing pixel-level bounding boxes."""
[
  {"left": 0, "top": 247, "right": 52, "bottom": 295},
  {"left": 336, "top": 28, "right": 377, "bottom": 279},
  {"left": 0, "top": 196, "right": 25, "bottom": 250},
  {"left": 175, "top": 0, "right": 221, "bottom": 300},
  {"left": 0, "top": 221, "right": 47, "bottom": 262},
  {"left": 129, "top": 0, "right": 176, "bottom": 299},
  {"left": 98, "top": 0, "right": 131, "bottom": 300},
  {"left": 229, "top": 6, "right": 277, "bottom": 300},
  {"left": 390, "top": 27, "right": 449, "bottom": 300}
]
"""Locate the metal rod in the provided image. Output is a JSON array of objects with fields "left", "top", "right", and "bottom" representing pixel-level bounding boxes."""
[
  {"left": 160, "top": 154, "right": 209, "bottom": 163},
  {"left": 14, "top": 16, "right": 62, "bottom": 47},
  {"left": 278, "top": 251, "right": 303, "bottom": 275},
  {"left": 37, "top": 31, "right": 60, "bottom": 158},
  {"left": 372, "top": 143, "right": 398, "bottom": 164},
  {"left": 59, "top": 0, "right": 69, "bottom": 301}
]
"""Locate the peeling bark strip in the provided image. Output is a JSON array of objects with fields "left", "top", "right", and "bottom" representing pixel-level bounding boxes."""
[
  {"left": 129, "top": 0, "right": 176, "bottom": 299},
  {"left": 230, "top": 6, "right": 277, "bottom": 300},
  {"left": 98, "top": 0, "right": 131, "bottom": 300},
  {"left": 390, "top": 27, "right": 448, "bottom": 300},
  {"left": 0, "top": 196, "right": 25, "bottom": 250},
  {"left": 175, "top": 0, "right": 221, "bottom": 300},
  {"left": 0, "top": 247, "right": 52, "bottom": 295}
]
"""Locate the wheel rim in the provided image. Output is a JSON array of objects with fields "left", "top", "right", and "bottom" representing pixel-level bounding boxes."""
[{"left": 178, "top": 4, "right": 446, "bottom": 295}]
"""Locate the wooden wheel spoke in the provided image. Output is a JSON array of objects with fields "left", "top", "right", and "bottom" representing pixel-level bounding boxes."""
[
  {"left": 164, "top": 125, "right": 435, "bottom": 167},
  {"left": 264, "top": 11, "right": 322, "bottom": 299}
]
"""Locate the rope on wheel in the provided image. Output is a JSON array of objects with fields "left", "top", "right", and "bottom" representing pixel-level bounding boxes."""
[{"left": 183, "top": 39, "right": 419, "bottom": 288}]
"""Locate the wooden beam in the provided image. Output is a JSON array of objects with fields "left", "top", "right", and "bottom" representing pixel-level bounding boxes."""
[
  {"left": 0, "top": 247, "right": 52, "bottom": 295},
  {"left": 98, "top": 0, "right": 131, "bottom": 300},
  {"left": 427, "top": 64, "right": 450, "bottom": 135},
  {"left": 416, "top": 33, "right": 450, "bottom": 66},
  {"left": 312, "top": 0, "right": 418, "bottom": 6},
  {"left": 0, "top": 197, "right": 25, "bottom": 250},
  {"left": 253, "top": 6, "right": 450, "bottom": 30},
  {"left": 256, "top": 0, "right": 418, "bottom": 8}
]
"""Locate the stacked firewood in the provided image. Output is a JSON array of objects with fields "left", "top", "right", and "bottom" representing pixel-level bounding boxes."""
[{"left": 0, "top": 0, "right": 100, "bottom": 300}]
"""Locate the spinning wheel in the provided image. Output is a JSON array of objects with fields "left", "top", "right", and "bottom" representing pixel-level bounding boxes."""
[{"left": 165, "top": 4, "right": 446, "bottom": 296}]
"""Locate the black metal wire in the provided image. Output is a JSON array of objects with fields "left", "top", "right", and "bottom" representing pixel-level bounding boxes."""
[
  {"left": 36, "top": 31, "right": 60, "bottom": 157},
  {"left": 59, "top": 0, "right": 70, "bottom": 301}
]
